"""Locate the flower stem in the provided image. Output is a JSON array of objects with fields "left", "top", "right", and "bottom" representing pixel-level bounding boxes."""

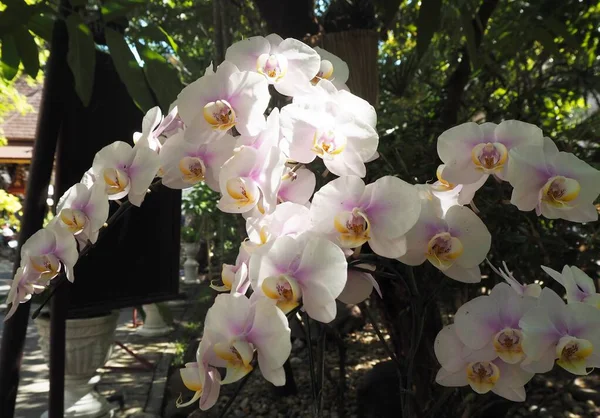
[{"left": 303, "top": 311, "right": 319, "bottom": 417}]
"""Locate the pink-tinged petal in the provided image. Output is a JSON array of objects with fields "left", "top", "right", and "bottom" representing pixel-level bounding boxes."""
[
  {"left": 217, "top": 177, "right": 260, "bottom": 214},
  {"left": 226, "top": 71, "right": 270, "bottom": 136},
  {"left": 491, "top": 382, "right": 527, "bottom": 402},
  {"left": 247, "top": 298, "right": 291, "bottom": 384},
  {"left": 338, "top": 266, "right": 377, "bottom": 305},
  {"left": 521, "top": 346, "right": 556, "bottom": 373},
  {"left": 204, "top": 293, "right": 251, "bottom": 342},
  {"left": 21, "top": 228, "right": 55, "bottom": 260},
  {"left": 91, "top": 141, "right": 135, "bottom": 175},
  {"left": 142, "top": 106, "right": 163, "bottom": 135},
  {"left": 265, "top": 33, "right": 283, "bottom": 48},
  {"left": 324, "top": 149, "right": 366, "bottom": 178},
  {"left": 295, "top": 233, "right": 348, "bottom": 323},
  {"left": 570, "top": 266, "right": 596, "bottom": 295},
  {"left": 129, "top": 146, "right": 160, "bottom": 196},
  {"left": 437, "top": 122, "right": 485, "bottom": 185},
  {"left": 57, "top": 183, "right": 91, "bottom": 213},
  {"left": 280, "top": 104, "right": 320, "bottom": 164},
  {"left": 218, "top": 147, "right": 258, "bottom": 191},
  {"left": 507, "top": 138, "right": 556, "bottom": 211},
  {"left": 278, "top": 166, "right": 315, "bottom": 205},
  {"left": 539, "top": 200, "right": 598, "bottom": 223},
  {"left": 541, "top": 265, "right": 585, "bottom": 303},
  {"left": 493, "top": 360, "right": 534, "bottom": 402},
  {"left": 456, "top": 173, "right": 488, "bottom": 205},
  {"left": 435, "top": 367, "right": 468, "bottom": 387},
  {"left": 455, "top": 295, "right": 501, "bottom": 350},
  {"left": 363, "top": 176, "right": 421, "bottom": 240},
  {"left": 445, "top": 205, "right": 491, "bottom": 268},
  {"left": 249, "top": 236, "right": 301, "bottom": 290},
  {"left": 494, "top": 120, "right": 543, "bottom": 150},
  {"left": 309, "top": 176, "right": 365, "bottom": 236},
  {"left": 368, "top": 234, "right": 409, "bottom": 260},
  {"left": 565, "top": 302, "right": 600, "bottom": 347},
  {"left": 183, "top": 116, "right": 227, "bottom": 145},
  {"left": 337, "top": 116, "right": 378, "bottom": 162},
  {"left": 434, "top": 324, "right": 466, "bottom": 372},
  {"left": 48, "top": 224, "right": 79, "bottom": 282},
  {"left": 275, "top": 38, "right": 320, "bottom": 81},
  {"left": 314, "top": 47, "right": 350, "bottom": 87},
  {"left": 202, "top": 135, "right": 237, "bottom": 192},
  {"left": 225, "top": 36, "right": 271, "bottom": 73},
  {"left": 255, "top": 146, "right": 286, "bottom": 214},
  {"left": 554, "top": 151, "right": 600, "bottom": 206},
  {"left": 443, "top": 264, "right": 482, "bottom": 283},
  {"left": 86, "top": 182, "right": 109, "bottom": 232},
  {"left": 199, "top": 368, "right": 221, "bottom": 410},
  {"left": 237, "top": 108, "right": 281, "bottom": 150},
  {"left": 490, "top": 283, "right": 535, "bottom": 328}
]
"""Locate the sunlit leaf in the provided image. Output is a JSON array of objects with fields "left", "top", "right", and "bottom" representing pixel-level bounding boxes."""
[
  {"left": 1, "top": 33, "right": 20, "bottom": 80},
  {"left": 14, "top": 26, "right": 38, "bottom": 78},
  {"left": 66, "top": 14, "right": 96, "bottom": 106},
  {"left": 139, "top": 45, "right": 182, "bottom": 112}
]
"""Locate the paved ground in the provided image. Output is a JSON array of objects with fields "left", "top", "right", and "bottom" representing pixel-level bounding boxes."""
[{"left": 0, "top": 264, "right": 202, "bottom": 418}]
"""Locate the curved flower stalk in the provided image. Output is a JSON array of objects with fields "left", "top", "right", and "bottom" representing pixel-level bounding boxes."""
[
  {"left": 508, "top": 137, "right": 600, "bottom": 222},
  {"left": 398, "top": 201, "right": 491, "bottom": 283},
  {"left": 54, "top": 182, "right": 110, "bottom": 247},
  {"left": 437, "top": 120, "right": 543, "bottom": 185},
  {"left": 159, "top": 130, "right": 236, "bottom": 192},
  {"left": 177, "top": 61, "right": 270, "bottom": 137},
  {"left": 90, "top": 141, "right": 161, "bottom": 206},
  {"left": 225, "top": 34, "right": 320, "bottom": 97},
  {"left": 313, "top": 47, "right": 350, "bottom": 90},
  {"left": 202, "top": 293, "right": 292, "bottom": 385},
  {"left": 248, "top": 232, "right": 348, "bottom": 323},
  {"left": 310, "top": 176, "right": 420, "bottom": 258},
  {"left": 434, "top": 324, "right": 534, "bottom": 402},
  {"left": 541, "top": 264, "right": 600, "bottom": 307},
  {"left": 519, "top": 287, "right": 600, "bottom": 374}
]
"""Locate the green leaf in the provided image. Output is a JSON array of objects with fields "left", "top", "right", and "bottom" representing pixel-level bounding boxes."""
[
  {"left": 460, "top": 7, "right": 479, "bottom": 70},
  {"left": 139, "top": 45, "right": 182, "bottom": 112},
  {"left": 65, "top": 15, "right": 96, "bottom": 106},
  {"left": 14, "top": 26, "right": 38, "bottom": 78},
  {"left": 1, "top": 34, "right": 20, "bottom": 81},
  {"left": 544, "top": 16, "right": 579, "bottom": 51},
  {"left": 28, "top": 12, "right": 54, "bottom": 42},
  {"left": 532, "top": 26, "right": 560, "bottom": 56},
  {"left": 140, "top": 25, "right": 178, "bottom": 53},
  {"left": 105, "top": 28, "right": 156, "bottom": 112},
  {"left": 101, "top": 0, "right": 145, "bottom": 22},
  {"left": 416, "top": 0, "right": 442, "bottom": 58}
]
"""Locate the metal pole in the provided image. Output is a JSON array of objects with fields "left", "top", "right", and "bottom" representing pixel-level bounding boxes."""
[{"left": 0, "top": 15, "right": 68, "bottom": 416}]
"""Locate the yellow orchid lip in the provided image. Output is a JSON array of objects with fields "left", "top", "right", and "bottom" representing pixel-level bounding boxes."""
[
  {"left": 214, "top": 340, "right": 254, "bottom": 384},
  {"left": 262, "top": 274, "right": 302, "bottom": 314},
  {"left": 556, "top": 335, "right": 593, "bottom": 375},
  {"left": 311, "top": 59, "right": 334, "bottom": 84},
  {"left": 471, "top": 142, "right": 508, "bottom": 173},
  {"left": 466, "top": 361, "right": 500, "bottom": 394},
  {"left": 493, "top": 328, "right": 525, "bottom": 364},
  {"left": 541, "top": 176, "right": 580, "bottom": 208},
  {"left": 256, "top": 53, "right": 288, "bottom": 83},
  {"left": 30, "top": 254, "right": 61, "bottom": 281},
  {"left": 203, "top": 100, "right": 236, "bottom": 131},
  {"left": 311, "top": 129, "right": 346, "bottom": 159},
  {"left": 179, "top": 156, "right": 206, "bottom": 184},
  {"left": 59, "top": 208, "right": 87, "bottom": 235},
  {"left": 103, "top": 167, "right": 129, "bottom": 196},
  {"left": 426, "top": 232, "right": 463, "bottom": 271},
  {"left": 333, "top": 208, "right": 371, "bottom": 248},
  {"left": 225, "top": 178, "right": 257, "bottom": 208}
]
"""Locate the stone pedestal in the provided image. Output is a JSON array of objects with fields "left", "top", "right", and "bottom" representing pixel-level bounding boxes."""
[
  {"left": 182, "top": 242, "right": 199, "bottom": 283},
  {"left": 136, "top": 304, "right": 172, "bottom": 337},
  {"left": 35, "top": 311, "right": 119, "bottom": 418}
]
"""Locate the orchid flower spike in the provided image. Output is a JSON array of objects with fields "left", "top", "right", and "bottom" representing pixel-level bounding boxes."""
[
  {"left": 435, "top": 324, "right": 534, "bottom": 402},
  {"left": 225, "top": 34, "right": 320, "bottom": 97},
  {"left": 90, "top": 141, "right": 160, "bottom": 206},
  {"left": 249, "top": 232, "right": 348, "bottom": 323},
  {"left": 4, "top": 266, "right": 46, "bottom": 321},
  {"left": 160, "top": 130, "right": 236, "bottom": 192},
  {"left": 519, "top": 287, "right": 600, "bottom": 375},
  {"left": 310, "top": 176, "right": 420, "bottom": 258},
  {"left": 437, "top": 120, "right": 543, "bottom": 185},
  {"left": 177, "top": 61, "right": 270, "bottom": 137},
  {"left": 203, "top": 293, "right": 292, "bottom": 386},
  {"left": 508, "top": 137, "right": 600, "bottom": 222},
  {"left": 398, "top": 201, "right": 491, "bottom": 283},
  {"left": 55, "top": 182, "right": 109, "bottom": 247},
  {"left": 541, "top": 265, "right": 600, "bottom": 308}
]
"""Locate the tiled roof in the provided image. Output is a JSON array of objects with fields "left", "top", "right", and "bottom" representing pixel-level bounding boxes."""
[{"left": 2, "top": 78, "right": 43, "bottom": 143}]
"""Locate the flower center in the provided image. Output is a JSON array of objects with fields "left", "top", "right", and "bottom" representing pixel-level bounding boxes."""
[
  {"left": 333, "top": 208, "right": 371, "bottom": 248},
  {"left": 262, "top": 274, "right": 302, "bottom": 314},
  {"left": 312, "top": 129, "right": 346, "bottom": 159},
  {"left": 556, "top": 336, "right": 593, "bottom": 375},
  {"left": 203, "top": 100, "right": 236, "bottom": 131},
  {"left": 225, "top": 177, "right": 258, "bottom": 208},
  {"left": 466, "top": 361, "right": 500, "bottom": 394},
  {"left": 179, "top": 156, "right": 206, "bottom": 184},
  {"left": 256, "top": 53, "right": 288, "bottom": 83},
  {"left": 541, "top": 176, "right": 580, "bottom": 208},
  {"left": 471, "top": 142, "right": 508, "bottom": 173},
  {"left": 426, "top": 232, "right": 463, "bottom": 271},
  {"left": 493, "top": 328, "right": 524, "bottom": 364},
  {"left": 59, "top": 208, "right": 87, "bottom": 235},
  {"left": 30, "top": 254, "right": 61, "bottom": 282},
  {"left": 103, "top": 167, "right": 130, "bottom": 196},
  {"left": 214, "top": 340, "right": 254, "bottom": 384},
  {"left": 311, "top": 59, "right": 334, "bottom": 84}
]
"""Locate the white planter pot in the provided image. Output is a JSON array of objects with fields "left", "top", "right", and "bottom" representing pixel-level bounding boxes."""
[
  {"left": 136, "top": 304, "right": 172, "bottom": 337},
  {"left": 182, "top": 242, "right": 199, "bottom": 283},
  {"left": 35, "top": 311, "right": 120, "bottom": 418}
]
